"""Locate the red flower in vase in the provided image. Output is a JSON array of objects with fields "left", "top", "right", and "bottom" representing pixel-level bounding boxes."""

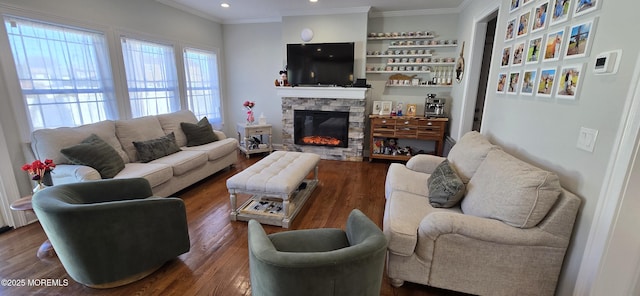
[{"left": 22, "top": 159, "right": 56, "bottom": 183}]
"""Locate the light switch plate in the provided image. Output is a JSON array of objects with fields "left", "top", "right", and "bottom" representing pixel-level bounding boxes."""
[{"left": 577, "top": 127, "right": 598, "bottom": 152}]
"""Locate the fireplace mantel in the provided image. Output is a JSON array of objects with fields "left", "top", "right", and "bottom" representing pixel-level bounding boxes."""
[{"left": 276, "top": 86, "right": 368, "bottom": 100}]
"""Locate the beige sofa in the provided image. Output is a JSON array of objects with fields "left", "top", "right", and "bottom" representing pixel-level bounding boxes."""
[
  {"left": 30, "top": 110, "right": 238, "bottom": 197},
  {"left": 383, "top": 131, "right": 581, "bottom": 296}
]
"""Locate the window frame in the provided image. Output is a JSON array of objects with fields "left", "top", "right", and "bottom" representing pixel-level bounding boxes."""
[
  {"left": 182, "top": 45, "right": 224, "bottom": 128},
  {"left": 0, "top": 10, "right": 226, "bottom": 141}
]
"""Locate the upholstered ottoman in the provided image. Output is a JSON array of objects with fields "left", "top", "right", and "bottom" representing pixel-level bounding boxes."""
[{"left": 226, "top": 151, "right": 320, "bottom": 228}]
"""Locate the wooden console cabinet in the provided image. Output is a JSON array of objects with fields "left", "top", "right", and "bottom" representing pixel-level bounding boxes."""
[{"left": 369, "top": 115, "right": 448, "bottom": 161}]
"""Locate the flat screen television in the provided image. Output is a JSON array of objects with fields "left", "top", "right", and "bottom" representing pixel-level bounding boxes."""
[{"left": 287, "top": 42, "right": 354, "bottom": 87}]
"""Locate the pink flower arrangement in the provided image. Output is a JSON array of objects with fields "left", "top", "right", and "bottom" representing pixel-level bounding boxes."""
[
  {"left": 243, "top": 100, "right": 255, "bottom": 110},
  {"left": 22, "top": 159, "right": 55, "bottom": 185},
  {"left": 243, "top": 101, "right": 256, "bottom": 124}
]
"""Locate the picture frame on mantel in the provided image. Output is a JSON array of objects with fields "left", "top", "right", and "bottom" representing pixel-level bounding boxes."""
[
  {"left": 372, "top": 101, "right": 383, "bottom": 115},
  {"left": 406, "top": 104, "right": 417, "bottom": 116},
  {"left": 380, "top": 101, "right": 392, "bottom": 115}
]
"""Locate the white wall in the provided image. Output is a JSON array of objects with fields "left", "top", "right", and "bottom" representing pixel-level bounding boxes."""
[
  {"left": 0, "top": 0, "right": 224, "bottom": 198},
  {"left": 457, "top": 0, "right": 640, "bottom": 294},
  {"left": 221, "top": 22, "right": 283, "bottom": 140}
]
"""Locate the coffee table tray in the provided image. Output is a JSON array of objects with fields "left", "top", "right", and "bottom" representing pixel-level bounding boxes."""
[{"left": 235, "top": 179, "right": 318, "bottom": 227}]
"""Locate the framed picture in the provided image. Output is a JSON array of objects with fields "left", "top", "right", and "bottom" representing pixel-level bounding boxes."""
[
  {"left": 406, "top": 104, "right": 417, "bottom": 116},
  {"left": 501, "top": 45, "right": 512, "bottom": 68},
  {"left": 531, "top": 1, "right": 550, "bottom": 33},
  {"left": 510, "top": 0, "right": 521, "bottom": 13},
  {"left": 380, "top": 101, "right": 393, "bottom": 115},
  {"left": 517, "top": 10, "right": 531, "bottom": 38},
  {"left": 537, "top": 67, "right": 557, "bottom": 97},
  {"left": 526, "top": 35, "right": 544, "bottom": 64},
  {"left": 544, "top": 28, "right": 565, "bottom": 62},
  {"left": 505, "top": 17, "right": 517, "bottom": 41},
  {"left": 574, "top": 0, "right": 600, "bottom": 17},
  {"left": 521, "top": 69, "right": 538, "bottom": 95},
  {"left": 512, "top": 41, "right": 526, "bottom": 66},
  {"left": 556, "top": 64, "right": 584, "bottom": 99},
  {"left": 372, "top": 101, "right": 382, "bottom": 115},
  {"left": 497, "top": 73, "right": 508, "bottom": 93},
  {"left": 550, "top": 0, "right": 572, "bottom": 26},
  {"left": 508, "top": 71, "right": 521, "bottom": 94},
  {"left": 565, "top": 18, "right": 596, "bottom": 59},
  {"left": 523, "top": 0, "right": 535, "bottom": 6}
]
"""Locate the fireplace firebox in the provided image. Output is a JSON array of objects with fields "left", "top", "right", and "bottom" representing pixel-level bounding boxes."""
[{"left": 294, "top": 110, "right": 349, "bottom": 148}]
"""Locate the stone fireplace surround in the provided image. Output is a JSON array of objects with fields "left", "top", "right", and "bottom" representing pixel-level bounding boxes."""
[{"left": 278, "top": 87, "right": 367, "bottom": 161}]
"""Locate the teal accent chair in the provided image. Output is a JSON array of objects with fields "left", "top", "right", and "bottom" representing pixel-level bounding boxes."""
[
  {"left": 32, "top": 178, "right": 190, "bottom": 288},
  {"left": 247, "top": 209, "right": 388, "bottom": 296}
]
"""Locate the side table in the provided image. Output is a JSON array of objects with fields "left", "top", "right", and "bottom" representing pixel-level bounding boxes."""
[
  {"left": 237, "top": 122, "right": 273, "bottom": 158},
  {"left": 10, "top": 195, "right": 56, "bottom": 259}
]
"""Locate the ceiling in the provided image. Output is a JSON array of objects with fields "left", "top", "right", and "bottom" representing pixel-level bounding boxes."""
[{"left": 157, "top": 0, "right": 469, "bottom": 24}]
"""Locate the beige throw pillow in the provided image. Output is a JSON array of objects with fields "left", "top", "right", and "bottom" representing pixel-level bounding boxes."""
[
  {"left": 447, "top": 131, "right": 500, "bottom": 183},
  {"left": 461, "top": 150, "right": 562, "bottom": 229}
]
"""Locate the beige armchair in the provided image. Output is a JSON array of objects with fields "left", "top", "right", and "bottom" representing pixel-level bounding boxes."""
[{"left": 383, "top": 131, "right": 581, "bottom": 296}]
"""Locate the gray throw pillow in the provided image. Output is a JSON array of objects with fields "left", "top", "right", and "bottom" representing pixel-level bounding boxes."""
[
  {"left": 133, "top": 132, "right": 181, "bottom": 163},
  {"left": 180, "top": 117, "right": 218, "bottom": 147},
  {"left": 60, "top": 134, "right": 125, "bottom": 179},
  {"left": 427, "top": 159, "right": 466, "bottom": 208}
]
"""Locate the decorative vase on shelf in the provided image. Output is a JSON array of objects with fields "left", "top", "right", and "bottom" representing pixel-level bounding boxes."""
[{"left": 247, "top": 110, "right": 255, "bottom": 125}]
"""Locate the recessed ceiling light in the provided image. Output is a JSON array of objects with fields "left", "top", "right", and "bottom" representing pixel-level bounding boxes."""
[
  {"left": 310, "top": 0, "right": 318, "bottom": 3},
  {"left": 221, "top": 3, "right": 230, "bottom": 8}
]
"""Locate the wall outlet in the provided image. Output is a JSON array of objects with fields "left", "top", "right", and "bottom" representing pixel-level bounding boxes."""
[{"left": 577, "top": 127, "right": 598, "bottom": 152}]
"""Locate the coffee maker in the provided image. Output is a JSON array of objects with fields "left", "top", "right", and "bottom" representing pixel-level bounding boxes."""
[{"left": 425, "top": 94, "right": 446, "bottom": 117}]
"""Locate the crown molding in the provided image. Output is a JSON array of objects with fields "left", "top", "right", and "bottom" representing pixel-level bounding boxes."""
[
  {"left": 369, "top": 7, "right": 459, "bottom": 18},
  {"left": 155, "top": 0, "right": 223, "bottom": 23},
  {"left": 222, "top": 17, "right": 283, "bottom": 25},
  {"left": 223, "top": 6, "right": 371, "bottom": 25},
  {"left": 281, "top": 6, "right": 371, "bottom": 17},
  {"left": 369, "top": 0, "right": 471, "bottom": 18}
]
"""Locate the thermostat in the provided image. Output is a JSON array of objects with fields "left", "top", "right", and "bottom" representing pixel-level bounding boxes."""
[{"left": 594, "top": 50, "right": 622, "bottom": 75}]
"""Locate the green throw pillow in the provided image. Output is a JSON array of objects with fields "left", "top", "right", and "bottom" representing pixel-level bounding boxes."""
[
  {"left": 60, "top": 134, "right": 125, "bottom": 179},
  {"left": 133, "top": 132, "right": 181, "bottom": 163},
  {"left": 427, "top": 159, "right": 466, "bottom": 208},
  {"left": 181, "top": 117, "right": 218, "bottom": 147}
]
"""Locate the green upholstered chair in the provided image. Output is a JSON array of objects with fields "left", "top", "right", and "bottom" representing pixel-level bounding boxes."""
[
  {"left": 32, "top": 178, "right": 190, "bottom": 288},
  {"left": 247, "top": 209, "right": 388, "bottom": 296}
]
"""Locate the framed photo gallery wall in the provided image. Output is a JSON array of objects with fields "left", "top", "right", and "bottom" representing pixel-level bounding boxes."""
[{"left": 498, "top": 0, "right": 601, "bottom": 100}]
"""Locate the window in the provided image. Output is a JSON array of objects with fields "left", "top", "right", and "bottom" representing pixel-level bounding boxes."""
[
  {"left": 121, "top": 37, "right": 179, "bottom": 117},
  {"left": 4, "top": 16, "right": 117, "bottom": 130},
  {"left": 183, "top": 48, "right": 222, "bottom": 127}
]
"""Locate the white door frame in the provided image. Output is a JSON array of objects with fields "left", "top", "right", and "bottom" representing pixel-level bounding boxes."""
[
  {"left": 458, "top": 2, "right": 500, "bottom": 139},
  {"left": 574, "top": 53, "right": 640, "bottom": 295}
]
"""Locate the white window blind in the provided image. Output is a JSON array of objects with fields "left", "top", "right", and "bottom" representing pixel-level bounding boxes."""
[
  {"left": 183, "top": 48, "right": 222, "bottom": 127},
  {"left": 4, "top": 16, "right": 117, "bottom": 130},
  {"left": 121, "top": 37, "right": 179, "bottom": 117}
]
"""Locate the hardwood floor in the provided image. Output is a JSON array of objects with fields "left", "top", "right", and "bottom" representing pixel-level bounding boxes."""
[{"left": 0, "top": 152, "right": 468, "bottom": 296}]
